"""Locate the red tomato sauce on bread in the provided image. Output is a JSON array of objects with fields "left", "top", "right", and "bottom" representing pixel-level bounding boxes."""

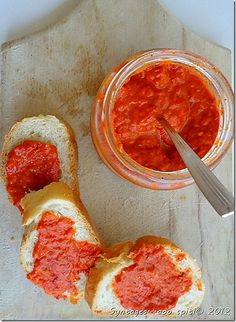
[
  {"left": 113, "top": 244, "right": 192, "bottom": 311},
  {"left": 6, "top": 140, "right": 61, "bottom": 211},
  {"left": 112, "top": 62, "right": 219, "bottom": 171},
  {"left": 27, "top": 212, "right": 101, "bottom": 303}
]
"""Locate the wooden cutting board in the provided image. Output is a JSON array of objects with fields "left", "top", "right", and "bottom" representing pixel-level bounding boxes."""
[{"left": 0, "top": 0, "right": 233, "bottom": 320}]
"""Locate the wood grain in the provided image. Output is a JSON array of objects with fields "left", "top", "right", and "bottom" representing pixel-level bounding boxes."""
[{"left": 0, "top": 0, "right": 233, "bottom": 320}]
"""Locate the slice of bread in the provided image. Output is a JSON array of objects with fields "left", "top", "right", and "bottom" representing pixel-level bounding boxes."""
[
  {"left": 0, "top": 115, "right": 79, "bottom": 204},
  {"left": 20, "top": 182, "right": 102, "bottom": 303},
  {"left": 85, "top": 236, "right": 204, "bottom": 318}
]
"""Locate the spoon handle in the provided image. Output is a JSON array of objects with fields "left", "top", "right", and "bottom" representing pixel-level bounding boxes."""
[{"left": 160, "top": 118, "right": 234, "bottom": 217}]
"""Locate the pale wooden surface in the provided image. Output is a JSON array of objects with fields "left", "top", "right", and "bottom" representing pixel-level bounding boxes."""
[{"left": 0, "top": 0, "right": 233, "bottom": 320}]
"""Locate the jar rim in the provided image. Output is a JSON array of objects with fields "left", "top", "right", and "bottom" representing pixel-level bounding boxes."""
[{"left": 92, "top": 49, "right": 234, "bottom": 189}]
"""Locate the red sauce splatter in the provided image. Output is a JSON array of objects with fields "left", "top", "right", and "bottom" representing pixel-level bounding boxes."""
[
  {"left": 27, "top": 212, "right": 101, "bottom": 303},
  {"left": 176, "top": 252, "right": 186, "bottom": 261},
  {"left": 6, "top": 140, "right": 61, "bottom": 211},
  {"left": 197, "top": 280, "right": 203, "bottom": 291},
  {"left": 113, "top": 244, "right": 192, "bottom": 311},
  {"left": 112, "top": 62, "right": 219, "bottom": 171}
]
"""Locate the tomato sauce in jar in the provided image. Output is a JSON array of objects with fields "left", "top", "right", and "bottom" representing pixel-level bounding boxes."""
[{"left": 112, "top": 61, "right": 219, "bottom": 172}]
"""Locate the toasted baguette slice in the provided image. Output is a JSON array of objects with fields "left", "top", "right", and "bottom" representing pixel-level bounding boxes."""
[
  {"left": 85, "top": 236, "right": 204, "bottom": 317},
  {"left": 20, "top": 182, "right": 101, "bottom": 303},
  {"left": 0, "top": 115, "right": 79, "bottom": 203}
]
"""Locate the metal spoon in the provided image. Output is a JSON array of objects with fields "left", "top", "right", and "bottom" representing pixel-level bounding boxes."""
[{"left": 159, "top": 118, "right": 234, "bottom": 217}]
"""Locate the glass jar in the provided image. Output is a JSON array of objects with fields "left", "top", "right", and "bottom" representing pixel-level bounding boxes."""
[{"left": 91, "top": 49, "right": 234, "bottom": 190}]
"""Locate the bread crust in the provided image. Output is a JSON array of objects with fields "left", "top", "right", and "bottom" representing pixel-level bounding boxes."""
[
  {"left": 0, "top": 115, "right": 79, "bottom": 205},
  {"left": 22, "top": 182, "right": 75, "bottom": 225},
  {"left": 20, "top": 222, "right": 37, "bottom": 273},
  {"left": 59, "top": 116, "right": 79, "bottom": 194},
  {"left": 133, "top": 235, "right": 179, "bottom": 252},
  {"left": 85, "top": 236, "right": 204, "bottom": 317},
  {"left": 85, "top": 241, "right": 133, "bottom": 309}
]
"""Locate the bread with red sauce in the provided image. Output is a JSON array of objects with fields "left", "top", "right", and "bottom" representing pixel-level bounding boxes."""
[
  {"left": 20, "top": 182, "right": 102, "bottom": 303},
  {"left": 0, "top": 115, "right": 79, "bottom": 209},
  {"left": 85, "top": 236, "right": 204, "bottom": 317}
]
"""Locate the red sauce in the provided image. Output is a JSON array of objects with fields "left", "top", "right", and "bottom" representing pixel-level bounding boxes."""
[
  {"left": 6, "top": 140, "right": 61, "bottom": 211},
  {"left": 112, "top": 62, "right": 219, "bottom": 171},
  {"left": 197, "top": 280, "right": 203, "bottom": 292},
  {"left": 27, "top": 212, "right": 101, "bottom": 303},
  {"left": 176, "top": 252, "right": 186, "bottom": 261},
  {"left": 113, "top": 244, "right": 192, "bottom": 311}
]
